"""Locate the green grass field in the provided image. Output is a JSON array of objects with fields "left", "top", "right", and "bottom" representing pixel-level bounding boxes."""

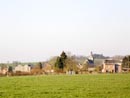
[{"left": 0, "top": 74, "right": 130, "bottom": 98}]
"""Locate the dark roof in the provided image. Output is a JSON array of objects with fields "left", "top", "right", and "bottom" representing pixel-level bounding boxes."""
[{"left": 104, "top": 59, "right": 122, "bottom": 64}]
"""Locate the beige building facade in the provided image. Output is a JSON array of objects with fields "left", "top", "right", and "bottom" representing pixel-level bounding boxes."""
[
  {"left": 102, "top": 59, "right": 122, "bottom": 73},
  {"left": 14, "top": 65, "right": 31, "bottom": 72}
]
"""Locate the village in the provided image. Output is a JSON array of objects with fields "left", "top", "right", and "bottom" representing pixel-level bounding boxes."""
[{"left": 0, "top": 52, "right": 129, "bottom": 76}]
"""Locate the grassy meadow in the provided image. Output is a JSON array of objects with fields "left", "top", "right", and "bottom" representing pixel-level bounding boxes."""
[{"left": 0, "top": 74, "right": 130, "bottom": 98}]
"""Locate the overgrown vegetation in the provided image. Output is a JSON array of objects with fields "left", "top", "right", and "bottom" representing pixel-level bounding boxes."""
[{"left": 55, "top": 51, "right": 78, "bottom": 73}]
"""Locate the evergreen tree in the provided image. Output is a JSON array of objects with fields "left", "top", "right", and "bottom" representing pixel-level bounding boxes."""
[
  {"left": 55, "top": 51, "right": 67, "bottom": 70},
  {"left": 60, "top": 51, "right": 67, "bottom": 60},
  {"left": 122, "top": 56, "right": 130, "bottom": 68},
  {"left": 8, "top": 66, "right": 13, "bottom": 73}
]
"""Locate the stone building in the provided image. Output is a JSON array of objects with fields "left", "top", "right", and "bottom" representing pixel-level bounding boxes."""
[
  {"left": 102, "top": 59, "right": 122, "bottom": 73},
  {"left": 14, "top": 65, "right": 31, "bottom": 72}
]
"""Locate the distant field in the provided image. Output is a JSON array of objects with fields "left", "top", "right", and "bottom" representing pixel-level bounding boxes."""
[{"left": 0, "top": 74, "right": 130, "bottom": 98}]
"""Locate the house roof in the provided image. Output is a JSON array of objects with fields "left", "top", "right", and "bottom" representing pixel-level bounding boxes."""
[{"left": 104, "top": 59, "right": 122, "bottom": 65}]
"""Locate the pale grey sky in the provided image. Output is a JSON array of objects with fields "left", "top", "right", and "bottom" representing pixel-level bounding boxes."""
[{"left": 0, "top": 0, "right": 130, "bottom": 62}]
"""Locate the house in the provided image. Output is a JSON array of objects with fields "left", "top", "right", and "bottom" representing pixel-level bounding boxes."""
[
  {"left": 102, "top": 59, "right": 122, "bottom": 73},
  {"left": 23, "top": 65, "right": 31, "bottom": 72},
  {"left": 42, "top": 63, "right": 54, "bottom": 73},
  {"left": 0, "top": 66, "right": 8, "bottom": 75},
  {"left": 14, "top": 65, "right": 23, "bottom": 72},
  {"left": 14, "top": 65, "right": 31, "bottom": 73}
]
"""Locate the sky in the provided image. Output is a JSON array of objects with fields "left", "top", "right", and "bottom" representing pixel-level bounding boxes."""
[{"left": 0, "top": 0, "right": 130, "bottom": 63}]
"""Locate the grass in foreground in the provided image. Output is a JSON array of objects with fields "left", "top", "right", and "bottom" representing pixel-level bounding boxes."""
[{"left": 0, "top": 74, "right": 130, "bottom": 98}]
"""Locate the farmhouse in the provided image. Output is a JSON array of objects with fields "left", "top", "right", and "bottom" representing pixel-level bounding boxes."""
[
  {"left": 14, "top": 65, "right": 31, "bottom": 72},
  {"left": 102, "top": 59, "right": 122, "bottom": 73}
]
